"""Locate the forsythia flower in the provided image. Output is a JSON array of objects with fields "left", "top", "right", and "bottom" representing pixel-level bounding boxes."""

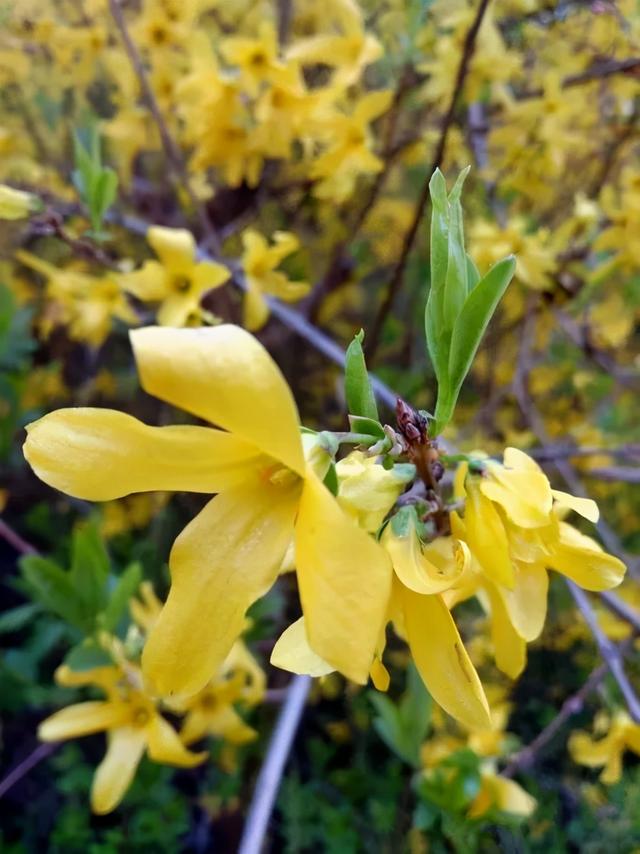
[
  {"left": 569, "top": 711, "right": 640, "bottom": 784},
  {"left": 467, "top": 766, "right": 536, "bottom": 819},
  {"left": 119, "top": 226, "right": 229, "bottom": 327},
  {"left": 450, "top": 449, "right": 626, "bottom": 679},
  {"left": 38, "top": 659, "right": 206, "bottom": 814},
  {"left": 240, "top": 229, "right": 309, "bottom": 331},
  {"left": 273, "top": 458, "right": 491, "bottom": 729},
  {"left": 23, "top": 325, "right": 392, "bottom": 699}
]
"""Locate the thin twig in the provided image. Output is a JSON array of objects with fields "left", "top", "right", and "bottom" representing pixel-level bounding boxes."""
[
  {"left": 567, "top": 582, "right": 640, "bottom": 723},
  {"left": 238, "top": 674, "right": 311, "bottom": 854},
  {"left": 0, "top": 743, "right": 59, "bottom": 800},
  {"left": 519, "top": 56, "right": 640, "bottom": 100},
  {"left": 0, "top": 518, "right": 38, "bottom": 555},
  {"left": 107, "top": 0, "right": 221, "bottom": 253},
  {"left": 366, "top": 0, "right": 493, "bottom": 362}
]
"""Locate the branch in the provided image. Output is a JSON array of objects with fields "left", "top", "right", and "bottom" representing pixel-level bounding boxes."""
[
  {"left": 0, "top": 743, "right": 59, "bottom": 800},
  {"left": 366, "top": 0, "right": 493, "bottom": 362},
  {"left": 520, "top": 56, "right": 640, "bottom": 100},
  {"left": 107, "top": 0, "right": 221, "bottom": 254},
  {"left": 0, "top": 518, "right": 38, "bottom": 555},
  {"left": 238, "top": 674, "right": 311, "bottom": 854}
]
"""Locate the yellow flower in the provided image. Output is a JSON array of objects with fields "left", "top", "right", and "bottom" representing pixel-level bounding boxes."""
[
  {"left": 119, "top": 227, "right": 229, "bottom": 327},
  {"left": 16, "top": 251, "right": 137, "bottom": 347},
  {"left": 221, "top": 23, "right": 288, "bottom": 96},
  {"left": 273, "top": 500, "right": 492, "bottom": 730},
  {"left": 240, "top": 230, "right": 308, "bottom": 330},
  {"left": 23, "top": 325, "right": 392, "bottom": 698},
  {"left": 39, "top": 659, "right": 206, "bottom": 814},
  {"left": 176, "top": 640, "right": 265, "bottom": 746},
  {"left": 452, "top": 449, "right": 625, "bottom": 677},
  {"left": 0, "top": 184, "right": 41, "bottom": 219},
  {"left": 468, "top": 767, "right": 536, "bottom": 819},
  {"left": 569, "top": 711, "right": 640, "bottom": 784},
  {"left": 335, "top": 450, "right": 410, "bottom": 533}
]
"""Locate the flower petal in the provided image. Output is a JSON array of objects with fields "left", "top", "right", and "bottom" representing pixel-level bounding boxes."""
[
  {"left": 485, "top": 583, "right": 527, "bottom": 679},
  {"left": 551, "top": 490, "right": 599, "bottom": 523},
  {"left": 145, "top": 714, "right": 208, "bottom": 767},
  {"left": 499, "top": 563, "right": 549, "bottom": 641},
  {"left": 142, "top": 475, "right": 301, "bottom": 698},
  {"left": 464, "top": 486, "right": 515, "bottom": 589},
  {"left": 490, "top": 775, "right": 537, "bottom": 816},
  {"left": 24, "top": 408, "right": 260, "bottom": 500},
  {"left": 548, "top": 522, "right": 626, "bottom": 591},
  {"left": 400, "top": 587, "right": 491, "bottom": 730},
  {"left": 148, "top": 226, "right": 196, "bottom": 273},
  {"left": 271, "top": 616, "right": 335, "bottom": 677},
  {"left": 383, "top": 524, "right": 464, "bottom": 595},
  {"left": 480, "top": 467, "right": 552, "bottom": 528},
  {"left": 243, "top": 279, "right": 271, "bottom": 331},
  {"left": 91, "top": 726, "right": 147, "bottom": 814},
  {"left": 130, "top": 325, "right": 304, "bottom": 475},
  {"left": 38, "top": 701, "right": 130, "bottom": 742},
  {"left": 295, "top": 467, "right": 393, "bottom": 684}
]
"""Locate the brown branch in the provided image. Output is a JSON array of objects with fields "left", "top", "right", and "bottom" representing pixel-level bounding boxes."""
[
  {"left": 520, "top": 56, "right": 640, "bottom": 100},
  {"left": 107, "top": 0, "right": 222, "bottom": 254},
  {"left": 365, "top": 0, "right": 493, "bottom": 362}
]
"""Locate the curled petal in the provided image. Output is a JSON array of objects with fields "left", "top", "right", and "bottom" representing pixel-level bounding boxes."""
[
  {"left": 24, "top": 408, "right": 260, "bottom": 501},
  {"left": 383, "top": 523, "right": 464, "bottom": 595},
  {"left": 131, "top": 325, "right": 304, "bottom": 475},
  {"left": 551, "top": 490, "right": 599, "bottom": 523}
]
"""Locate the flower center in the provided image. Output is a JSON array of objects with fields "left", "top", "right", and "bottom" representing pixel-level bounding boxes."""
[
  {"left": 172, "top": 275, "right": 191, "bottom": 293},
  {"left": 132, "top": 707, "right": 151, "bottom": 727}
]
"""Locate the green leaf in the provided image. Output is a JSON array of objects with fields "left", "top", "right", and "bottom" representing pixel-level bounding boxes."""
[
  {"left": 435, "top": 254, "right": 516, "bottom": 433},
  {"left": 465, "top": 253, "right": 481, "bottom": 290},
  {"left": 442, "top": 167, "right": 470, "bottom": 328},
  {"left": 347, "top": 415, "right": 385, "bottom": 438},
  {"left": 70, "top": 520, "right": 110, "bottom": 620},
  {"left": 0, "top": 602, "right": 41, "bottom": 634},
  {"left": 345, "top": 330, "right": 379, "bottom": 421},
  {"left": 101, "top": 562, "right": 143, "bottom": 633},
  {"left": 20, "top": 554, "right": 87, "bottom": 631},
  {"left": 64, "top": 638, "right": 113, "bottom": 672}
]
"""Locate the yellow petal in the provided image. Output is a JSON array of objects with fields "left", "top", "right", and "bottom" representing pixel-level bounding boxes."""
[
  {"left": 383, "top": 522, "right": 464, "bottom": 595},
  {"left": 490, "top": 775, "right": 537, "bottom": 816},
  {"left": 551, "top": 490, "right": 599, "bottom": 523},
  {"left": 271, "top": 616, "right": 335, "bottom": 677},
  {"left": 91, "top": 726, "right": 147, "bottom": 814},
  {"left": 485, "top": 583, "right": 527, "bottom": 679},
  {"left": 24, "top": 408, "right": 260, "bottom": 501},
  {"left": 548, "top": 522, "right": 626, "bottom": 591},
  {"left": 38, "top": 701, "right": 130, "bottom": 742},
  {"left": 191, "top": 259, "right": 230, "bottom": 293},
  {"left": 370, "top": 657, "right": 390, "bottom": 691},
  {"left": 499, "top": 563, "right": 548, "bottom": 641},
  {"left": 400, "top": 587, "right": 491, "bottom": 730},
  {"left": 0, "top": 184, "right": 38, "bottom": 219},
  {"left": 465, "top": 486, "right": 515, "bottom": 589},
  {"left": 569, "top": 730, "right": 617, "bottom": 770},
  {"left": 119, "top": 260, "right": 168, "bottom": 302},
  {"left": 145, "top": 714, "right": 208, "bottom": 767},
  {"left": 130, "top": 325, "right": 304, "bottom": 475},
  {"left": 142, "top": 475, "right": 300, "bottom": 698},
  {"left": 243, "top": 279, "right": 271, "bottom": 331},
  {"left": 480, "top": 464, "right": 552, "bottom": 528},
  {"left": 147, "top": 226, "right": 196, "bottom": 273},
  {"left": 295, "top": 467, "right": 393, "bottom": 684}
]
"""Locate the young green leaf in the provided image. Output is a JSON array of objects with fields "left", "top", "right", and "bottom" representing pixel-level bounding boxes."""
[
  {"left": 101, "top": 562, "right": 143, "bottom": 633},
  {"left": 20, "top": 554, "right": 87, "bottom": 631},
  {"left": 70, "top": 520, "right": 110, "bottom": 620},
  {"left": 344, "top": 329, "right": 379, "bottom": 420}
]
